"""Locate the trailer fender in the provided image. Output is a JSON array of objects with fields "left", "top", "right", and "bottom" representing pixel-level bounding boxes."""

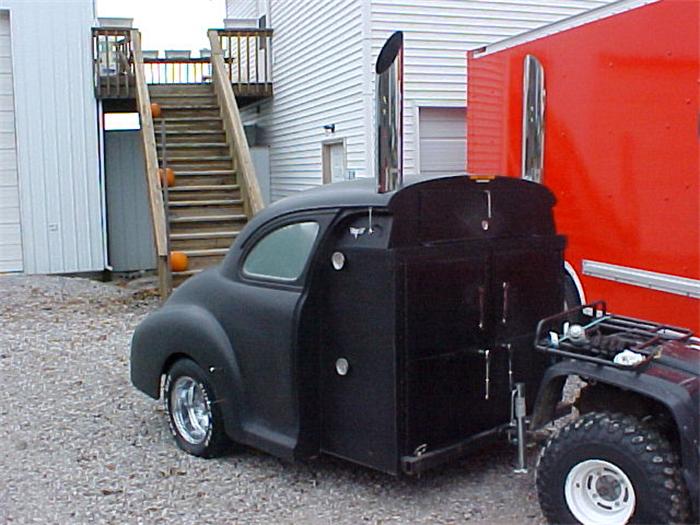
[
  {"left": 130, "top": 304, "right": 246, "bottom": 441},
  {"left": 563, "top": 261, "right": 586, "bottom": 305},
  {"left": 531, "top": 360, "right": 699, "bottom": 514}
]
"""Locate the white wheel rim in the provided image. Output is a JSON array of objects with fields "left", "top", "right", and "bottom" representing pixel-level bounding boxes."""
[{"left": 564, "top": 459, "right": 636, "bottom": 525}]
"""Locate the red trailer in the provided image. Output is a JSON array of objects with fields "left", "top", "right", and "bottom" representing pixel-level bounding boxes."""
[{"left": 466, "top": 0, "right": 699, "bottom": 331}]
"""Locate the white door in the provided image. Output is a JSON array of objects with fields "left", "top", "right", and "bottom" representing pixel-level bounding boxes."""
[
  {"left": 419, "top": 107, "right": 467, "bottom": 175},
  {"left": 0, "top": 12, "right": 22, "bottom": 272},
  {"left": 323, "top": 141, "right": 345, "bottom": 184}
]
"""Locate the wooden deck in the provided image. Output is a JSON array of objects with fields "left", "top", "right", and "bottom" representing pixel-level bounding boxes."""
[{"left": 93, "top": 27, "right": 273, "bottom": 107}]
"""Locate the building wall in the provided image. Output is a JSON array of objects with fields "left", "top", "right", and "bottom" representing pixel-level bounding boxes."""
[
  {"left": 0, "top": 0, "right": 103, "bottom": 274},
  {"left": 228, "top": 0, "right": 613, "bottom": 200},
  {"left": 369, "top": 0, "right": 615, "bottom": 177},
  {"left": 229, "top": 0, "right": 365, "bottom": 200}
]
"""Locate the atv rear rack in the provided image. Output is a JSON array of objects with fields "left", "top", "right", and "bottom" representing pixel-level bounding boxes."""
[{"left": 534, "top": 301, "right": 695, "bottom": 369}]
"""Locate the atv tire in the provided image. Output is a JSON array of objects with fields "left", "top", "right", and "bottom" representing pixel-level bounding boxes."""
[{"left": 536, "top": 411, "right": 690, "bottom": 524}]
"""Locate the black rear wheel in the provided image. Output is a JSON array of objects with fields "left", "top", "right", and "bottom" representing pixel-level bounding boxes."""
[{"left": 536, "top": 411, "right": 690, "bottom": 524}]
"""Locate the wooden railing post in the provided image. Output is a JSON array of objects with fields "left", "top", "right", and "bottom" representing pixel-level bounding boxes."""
[
  {"left": 208, "top": 29, "right": 265, "bottom": 217},
  {"left": 131, "top": 29, "right": 171, "bottom": 299}
]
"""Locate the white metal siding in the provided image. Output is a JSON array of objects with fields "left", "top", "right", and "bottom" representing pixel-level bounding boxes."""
[
  {"left": 370, "top": 0, "right": 615, "bottom": 177},
  {"left": 0, "top": 10, "right": 21, "bottom": 271},
  {"left": 0, "top": 1, "right": 103, "bottom": 274}
]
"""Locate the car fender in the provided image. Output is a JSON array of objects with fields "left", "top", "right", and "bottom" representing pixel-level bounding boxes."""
[
  {"left": 531, "top": 359, "right": 699, "bottom": 514},
  {"left": 130, "top": 304, "right": 247, "bottom": 440}
]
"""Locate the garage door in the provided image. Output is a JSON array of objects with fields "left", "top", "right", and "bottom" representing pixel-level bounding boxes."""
[
  {"left": 419, "top": 107, "right": 466, "bottom": 175},
  {"left": 0, "top": 11, "right": 22, "bottom": 272}
]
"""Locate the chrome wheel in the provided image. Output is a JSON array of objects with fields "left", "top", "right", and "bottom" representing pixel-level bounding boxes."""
[
  {"left": 564, "top": 459, "right": 636, "bottom": 525},
  {"left": 170, "top": 375, "right": 211, "bottom": 445}
]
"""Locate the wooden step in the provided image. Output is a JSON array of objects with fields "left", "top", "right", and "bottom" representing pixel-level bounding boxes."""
[
  {"left": 158, "top": 104, "right": 219, "bottom": 111},
  {"left": 173, "top": 170, "right": 235, "bottom": 176},
  {"left": 160, "top": 108, "right": 220, "bottom": 118},
  {"left": 157, "top": 131, "right": 226, "bottom": 143},
  {"left": 171, "top": 171, "right": 236, "bottom": 186},
  {"left": 167, "top": 161, "right": 234, "bottom": 171},
  {"left": 154, "top": 116, "right": 222, "bottom": 124},
  {"left": 168, "top": 184, "right": 240, "bottom": 200},
  {"left": 169, "top": 214, "right": 248, "bottom": 234},
  {"left": 157, "top": 142, "right": 228, "bottom": 149},
  {"left": 164, "top": 155, "right": 231, "bottom": 162},
  {"left": 168, "top": 199, "right": 244, "bottom": 217},
  {"left": 149, "top": 84, "right": 213, "bottom": 95},
  {"left": 170, "top": 230, "right": 239, "bottom": 250},
  {"left": 158, "top": 147, "right": 230, "bottom": 159},
  {"left": 179, "top": 248, "right": 228, "bottom": 270},
  {"left": 169, "top": 198, "right": 241, "bottom": 207}
]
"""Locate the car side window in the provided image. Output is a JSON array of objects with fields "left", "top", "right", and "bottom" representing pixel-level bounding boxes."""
[{"left": 242, "top": 221, "right": 320, "bottom": 282}]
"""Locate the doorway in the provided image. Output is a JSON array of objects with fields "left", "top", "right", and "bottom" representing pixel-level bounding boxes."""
[{"left": 322, "top": 140, "right": 346, "bottom": 184}]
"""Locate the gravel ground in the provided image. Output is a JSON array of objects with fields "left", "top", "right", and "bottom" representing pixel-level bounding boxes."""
[{"left": 0, "top": 275, "right": 549, "bottom": 524}]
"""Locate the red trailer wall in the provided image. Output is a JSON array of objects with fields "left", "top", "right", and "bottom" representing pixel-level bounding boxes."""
[{"left": 467, "top": 0, "right": 699, "bottom": 331}]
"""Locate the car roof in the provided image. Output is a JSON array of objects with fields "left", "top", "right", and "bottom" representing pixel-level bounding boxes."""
[{"left": 252, "top": 172, "right": 472, "bottom": 222}]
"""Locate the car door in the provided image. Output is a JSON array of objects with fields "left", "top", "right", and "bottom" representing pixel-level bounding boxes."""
[{"left": 225, "top": 213, "right": 329, "bottom": 454}]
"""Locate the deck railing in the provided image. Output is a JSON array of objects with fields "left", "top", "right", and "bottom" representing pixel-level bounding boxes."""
[
  {"left": 143, "top": 57, "right": 212, "bottom": 84},
  {"left": 92, "top": 27, "right": 135, "bottom": 98},
  {"left": 214, "top": 28, "right": 273, "bottom": 96},
  {"left": 209, "top": 29, "right": 265, "bottom": 216}
]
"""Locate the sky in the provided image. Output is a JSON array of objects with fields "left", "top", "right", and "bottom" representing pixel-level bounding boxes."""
[{"left": 96, "top": 0, "right": 227, "bottom": 55}]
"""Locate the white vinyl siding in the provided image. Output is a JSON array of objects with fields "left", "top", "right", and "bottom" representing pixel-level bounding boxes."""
[
  {"left": 229, "top": 0, "right": 365, "bottom": 200},
  {"left": 227, "top": 0, "right": 614, "bottom": 199},
  {"left": 0, "top": 10, "right": 21, "bottom": 271},
  {"left": 0, "top": 1, "right": 103, "bottom": 274}
]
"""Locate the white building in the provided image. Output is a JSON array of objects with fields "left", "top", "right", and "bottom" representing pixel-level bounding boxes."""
[
  {"left": 0, "top": 0, "right": 103, "bottom": 274},
  {"left": 227, "top": 0, "right": 613, "bottom": 201}
]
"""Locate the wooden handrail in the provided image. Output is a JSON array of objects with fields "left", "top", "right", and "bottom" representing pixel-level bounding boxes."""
[
  {"left": 208, "top": 29, "right": 265, "bottom": 216},
  {"left": 131, "top": 29, "right": 171, "bottom": 297}
]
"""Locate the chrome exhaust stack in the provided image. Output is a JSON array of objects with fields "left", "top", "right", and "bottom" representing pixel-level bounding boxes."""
[{"left": 375, "top": 31, "right": 404, "bottom": 194}]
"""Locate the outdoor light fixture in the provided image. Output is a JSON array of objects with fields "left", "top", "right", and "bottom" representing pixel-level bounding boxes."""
[{"left": 323, "top": 124, "right": 336, "bottom": 133}]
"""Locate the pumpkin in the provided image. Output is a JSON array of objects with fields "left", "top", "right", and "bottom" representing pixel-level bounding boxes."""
[
  {"left": 170, "top": 251, "right": 189, "bottom": 272},
  {"left": 151, "top": 102, "right": 162, "bottom": 118},
  {"left": 159, "top": 167, "right": 175, "bottom": 187}
]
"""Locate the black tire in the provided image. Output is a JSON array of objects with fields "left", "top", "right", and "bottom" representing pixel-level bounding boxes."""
[
  {"left": 164, "top": 358, "right": 231, "bottom": 458},
  {"left": 563, "top": 273, "right": 582, "bottom": 311},
  {"left": 536, "top": 411, "right": 690, "bottom": 524}
]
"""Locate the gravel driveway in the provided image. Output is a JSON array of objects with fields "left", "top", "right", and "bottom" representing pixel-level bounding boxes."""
[{"left": 0, "top": 275, "right": 546, "bottom": 524}]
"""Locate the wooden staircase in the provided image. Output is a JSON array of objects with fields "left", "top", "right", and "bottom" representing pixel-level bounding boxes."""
[{"left": 150, "top": 84, "right": 248, "bottom": 286}]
